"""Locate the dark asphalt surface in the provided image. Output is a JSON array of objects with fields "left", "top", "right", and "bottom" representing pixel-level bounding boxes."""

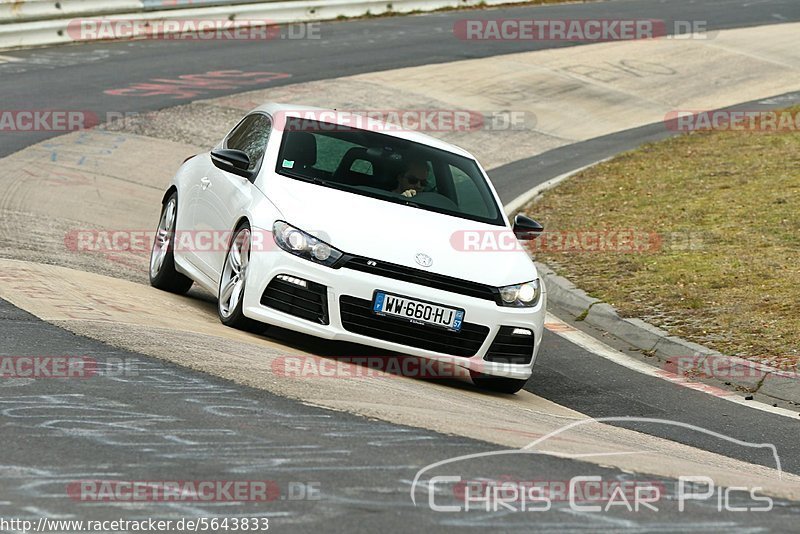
[
  {"left": 2, "top": 300, "right": 799, "bottom": 531},
  {"left": 2, "top": 0, "right": 799, "bottom": 157},
  {"left": 2, "top": 0, "right": 800, "bottom": 529}
]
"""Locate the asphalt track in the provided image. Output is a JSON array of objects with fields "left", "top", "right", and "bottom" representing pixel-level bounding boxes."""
[
  {"left": 6, "top": 300, "right": 800, "bottom": 531},
  {"left": 2, "top": 0, "right": 800, "bottom": 530},
  {"left": 2, "top": 0, "right": 800, "bottom": 157}
]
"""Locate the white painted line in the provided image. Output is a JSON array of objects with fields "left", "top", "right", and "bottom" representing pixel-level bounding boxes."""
[{"left": 545, "top": 313, "right": 799, "bottom": 420}]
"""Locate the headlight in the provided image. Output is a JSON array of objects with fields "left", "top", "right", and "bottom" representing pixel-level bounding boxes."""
[
  {"left": 273, "top": 221, "right": 343, "bottom": 267},
  {"left": 497, "top": 279, "right": 541, "bottom": 307}
]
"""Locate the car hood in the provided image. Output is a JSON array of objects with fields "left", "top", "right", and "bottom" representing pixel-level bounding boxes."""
[{"left": 264, "top": 177, "right": 538, "bottom": 287}]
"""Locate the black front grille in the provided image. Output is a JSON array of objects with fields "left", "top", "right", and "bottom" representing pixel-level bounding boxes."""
[
  {"left": 339, "top": 296, "right": 489, "bottom": 357},
  {"left": 484, "top": 327, "right": 535, "bottom": 365},
  {"left": 261, "top": 276, "right": 329, "bottom": 324},
  {"left": 341, "top": 256, "right": 498, "bottom": 302}
]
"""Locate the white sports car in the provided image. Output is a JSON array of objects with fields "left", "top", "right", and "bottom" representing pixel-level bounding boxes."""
[{"left": 150, "top": 103, "right": 546, "bottom": 393}]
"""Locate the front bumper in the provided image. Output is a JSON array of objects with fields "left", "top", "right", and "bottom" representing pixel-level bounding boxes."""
[{"left": 242, "top": 247, "right": 546, "bottom": 380}]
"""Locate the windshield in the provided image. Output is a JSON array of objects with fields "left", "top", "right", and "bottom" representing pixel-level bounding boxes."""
[{"left": 274, "top": 119, "right": 505, "bottom": 226}]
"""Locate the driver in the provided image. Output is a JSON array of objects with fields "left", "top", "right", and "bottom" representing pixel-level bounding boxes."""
[{"left": 393, "top": 158, "right": 429, "bottom": 198}]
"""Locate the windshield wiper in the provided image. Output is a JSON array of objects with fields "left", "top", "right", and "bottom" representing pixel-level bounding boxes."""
[
  {"left": 280, "top": 170, "right": 348, "bottom": 191},
  {"left": 380, "top": 195, "right": 422, "bottom": 209},
  {"left": 400, "top": 198, "right": 422, "bottom": 209},
  {"left": 280, "top": 170, "right": 322, "bottom": 184},
  {"left": 280, "top": 170, "right": 422, "bottom": 208}
]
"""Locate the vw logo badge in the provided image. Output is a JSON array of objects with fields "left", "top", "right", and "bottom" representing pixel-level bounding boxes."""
[{"left": 415, "top": 253, "right": 433, "bottom": 268}]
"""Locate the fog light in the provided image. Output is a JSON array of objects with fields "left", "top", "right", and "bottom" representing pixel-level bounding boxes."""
[{"left": 277, "top": 274, "right": 308, "bottom": 288}]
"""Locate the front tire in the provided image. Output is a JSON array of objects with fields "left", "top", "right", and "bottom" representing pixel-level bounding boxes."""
[
  {"left": 470, "top": 371, "right": 528, "bottom": 394},
  {"left": 218, "top": 222, "right": 258, "bottom": 330},
  {"left": 150, "top": 192, "right": 193, "bottom": 294}
]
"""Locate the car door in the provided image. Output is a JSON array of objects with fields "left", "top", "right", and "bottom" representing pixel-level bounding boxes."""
[{"left": 193, "top": 113, "right": 273, "bottom": 282}]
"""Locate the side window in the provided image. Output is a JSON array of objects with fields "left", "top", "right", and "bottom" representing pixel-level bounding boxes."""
[
  {"left": 313, "top": 135, "right": 361, "bottom": 173},
  {"left": 450, "top": 164, "right": 489, "bottom": 218},
  {"left": 350, "top": 159, "right": 373, "bottom": 175},
  {"left": 225, "top": 114, "right": 272, "bottom": 173}
]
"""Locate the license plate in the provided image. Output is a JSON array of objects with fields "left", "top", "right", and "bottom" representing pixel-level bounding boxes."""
[{"left": 372, "top": 291, "right": 464, "bottom": 332}]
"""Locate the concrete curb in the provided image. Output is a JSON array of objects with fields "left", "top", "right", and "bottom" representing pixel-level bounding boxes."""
[
  {"left": 505, "top": 168, "right": 800, "bottom": 406},
  {"left": 535, "top": 261, "right": 799, "bottom": 404}
]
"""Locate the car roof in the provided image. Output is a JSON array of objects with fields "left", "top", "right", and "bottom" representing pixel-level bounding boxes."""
[{"left": 253, "top": 102, "right": 477, "bottom": 160}]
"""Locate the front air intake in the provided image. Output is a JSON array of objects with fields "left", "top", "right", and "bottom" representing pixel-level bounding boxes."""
[
  {"left": 261, "top": 275, "right": 329, "bottom": 324},
  {"left": 484, "top": 327, "right": 534, "bottom": 365}
]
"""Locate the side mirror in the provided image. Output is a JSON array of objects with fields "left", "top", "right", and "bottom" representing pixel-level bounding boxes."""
[
  {"left": 513, "top": 214, "right": 544, "bottom": 241},
  {"left": 211, "top": 149, "right": 252, "bottom": 179}
]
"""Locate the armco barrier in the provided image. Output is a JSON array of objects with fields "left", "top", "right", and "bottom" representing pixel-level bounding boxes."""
[
  {"left": 0, "top": 2, "right": 272, "bottom": 23},
  {"left": 0, "top": 0, "right": 523, "bottom": 51},
  {"left": 0, "top": 1, "right": 144, "bottom": 23},
  {"left": 142, "top": 0, "right": 282, "bottom": 10}
]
